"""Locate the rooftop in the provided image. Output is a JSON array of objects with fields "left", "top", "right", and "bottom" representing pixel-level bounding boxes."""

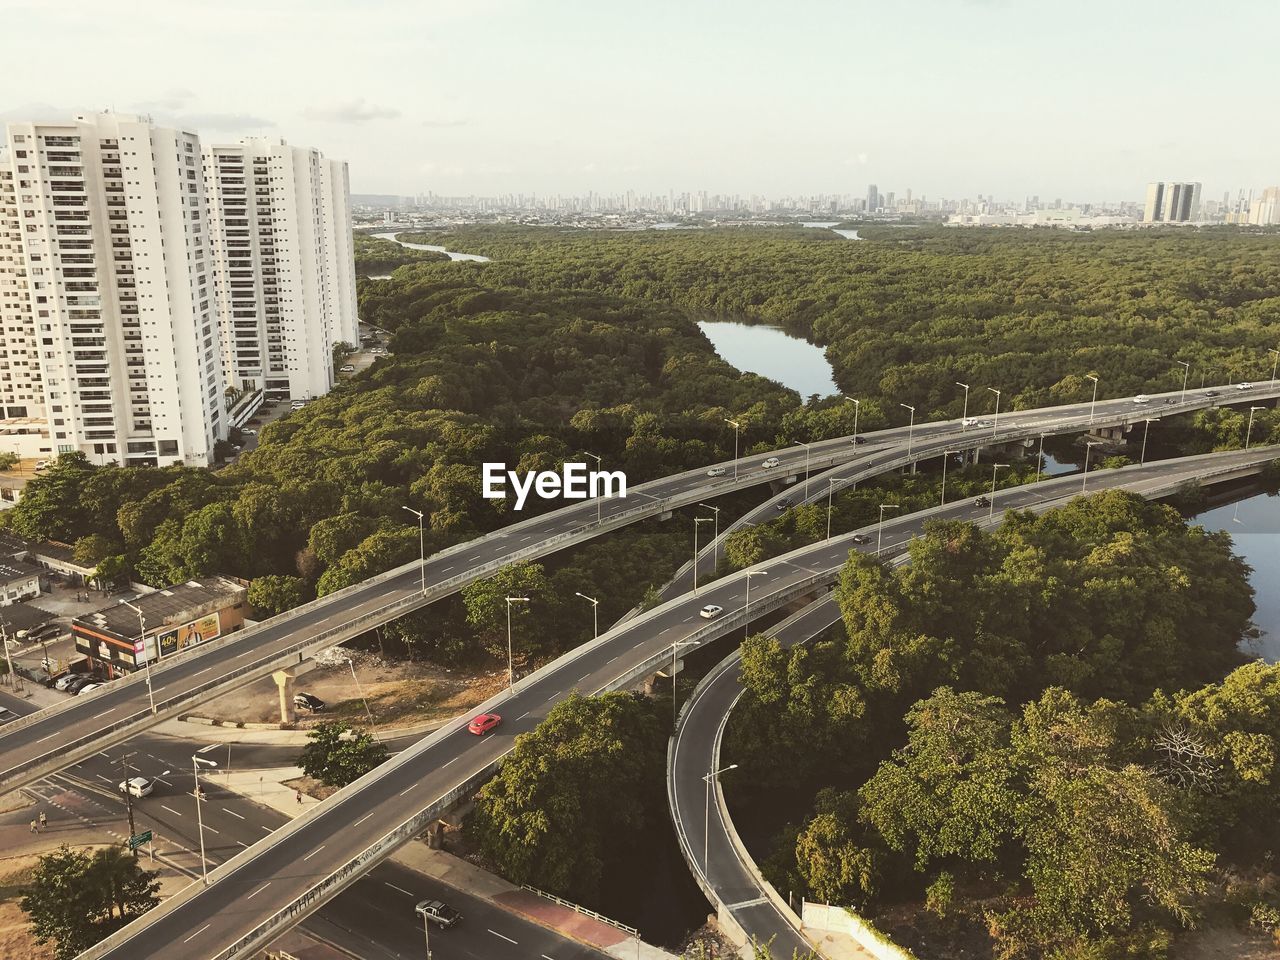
[
  {"left": 74, "top": 576, "right": 247, "bottom": 640},
  {"left": 0, "top": 557, "right": 41, "bottom": 586}
]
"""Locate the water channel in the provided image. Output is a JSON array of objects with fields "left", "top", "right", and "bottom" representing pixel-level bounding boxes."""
[
  {"left": 698, "top": 320, "right": 839, "bottom": 399},
  {"left": 372, "top": 231, "right": 492, "bottom": 263}
]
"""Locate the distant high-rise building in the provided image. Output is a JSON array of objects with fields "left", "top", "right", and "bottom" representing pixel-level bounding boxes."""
[
  {"left": 1143, "top": 181, "right": 1202, "bottom": 222},
  {"left": 1250, "top": 187, "right": 1280, "bottom": 226},
  {"left": 866, "top": 184, "right": 879, "bottom": 212}
]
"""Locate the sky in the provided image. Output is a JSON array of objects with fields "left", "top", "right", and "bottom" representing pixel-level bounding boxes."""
[{"left": 5, "top": 0, "right": 1278, "bottom": 202}]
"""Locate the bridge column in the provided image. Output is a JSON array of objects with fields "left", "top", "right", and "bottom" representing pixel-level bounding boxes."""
[{"left": 273, "top": 667, "right": 297, "bottom": 725}]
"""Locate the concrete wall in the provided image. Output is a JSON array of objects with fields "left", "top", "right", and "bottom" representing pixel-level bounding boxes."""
[{"left": 802, "top": 903, "right": 918, "bottom": 960}]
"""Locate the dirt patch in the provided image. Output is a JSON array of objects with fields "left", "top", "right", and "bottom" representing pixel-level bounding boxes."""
[
  {"left": 1174, "top": 927, "right": 1280, "bottom": 960},
  {"left": 196, "top": 650, "right": 506, "bottom": 732},
  {"left": 283, "top": 775, "right": 339, "bottom": 803},
  {"left": 0, "top": 901, "right": 54, "bottom": 960}
]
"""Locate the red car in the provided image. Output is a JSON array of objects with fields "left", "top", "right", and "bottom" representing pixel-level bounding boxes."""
[{"left": 468, "top": 713, "right": 502, "bottom": 735}]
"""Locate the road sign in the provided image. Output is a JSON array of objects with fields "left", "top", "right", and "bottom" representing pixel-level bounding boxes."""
[{"left": 128, "top": 830, "right": 152, "bottom": 850}]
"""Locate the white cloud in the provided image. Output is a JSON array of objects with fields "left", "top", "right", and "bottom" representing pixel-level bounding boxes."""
[{"left": 302, "top": 99, "right": 400, "bottom": 124}]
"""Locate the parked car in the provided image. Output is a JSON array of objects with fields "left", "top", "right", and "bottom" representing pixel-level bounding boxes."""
[
  {"left": 34, "top": 460, "right": 50, "bottom": 471},
  {"left": 851, "top": 534, "right": 870, "bottom": 545},
  {"left": 1236, "top": 382, "right": 1254, "bottom": 390},
  {"left": 761, "top": 456, "right": 780, "bottom": 469},
  {"left": 339, "top": 364, "right": 356, "bottom": 373},
  {"left": 119, "top": 777, "right": 155, "bottom": 799},
  {"left": 242, "top": 428, "right": 257, "bottom": 436},
  {"left": 77, "top": 682, "right": 104, "bottom": 695},
  {"left": 54, "top": 673, "right": 85, "bottom": 692},
  {"left": 415, "top": 899, "right": 461, "bottom": 928},
  {"left": 293, "top": 692, "right": 325, "bottom": 712},
  {"left": 706, "top": 466, "right": 726, "bottom": 477},
  {"left": 64, "top": 675, "right": 96, "bottom": 694},
  {"left": 468, "top": 713, "right": 502, "bottom": 735},
  {"left": 775, "top": 498, "right": 792, "bottom": 512},
  {"left": 699, "top": 603, "right": 724, "bottom": 619},
  {"left": 974, "top": 495, "right": 991, "bottom": 507},
  {"left": 1132, "top": 395, "right": 1151, "bottom": 404}
]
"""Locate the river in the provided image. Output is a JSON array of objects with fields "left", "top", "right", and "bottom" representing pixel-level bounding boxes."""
[
  {"left": 698, "top": 320, "right": 838, "bottom": 399},
  {"left": 801, "top": 221, "right": 861, "bottom": 240},
  {"left": 372, "top": 231, "right": 491, "bottom": 263},
  {"left": 1194, "top": 488, "right": 1280, "bottom": 661}
]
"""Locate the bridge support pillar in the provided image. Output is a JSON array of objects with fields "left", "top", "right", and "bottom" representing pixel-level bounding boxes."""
[
  {"left": 1088, "top": 424, "right": 1126, "bottom": 442},
  {"left": 272, "top": 667, "right": 298, "bottom": 725}
]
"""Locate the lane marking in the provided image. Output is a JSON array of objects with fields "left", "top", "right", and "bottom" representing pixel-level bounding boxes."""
[
  {"left": 248, "top": 882, "right": 271, "bottom": 898},
  {"left": 399, "top": 783, "right": 417, "bottom": 796},
  {"left": 441, "top": 757, "right": 457, "bottom": 768},
  {"left": 204, "top": 825, "right": 220, "bottom": 835},
  {"left": 515, "top": 711, "right": 529, "bottom": 721},
  {"left": 237, "top": 840, "right": 249, "bottom": 848},
  {"left": 161, "top": 805, "right": 182, "bottom": 817},
  {"left": 93, "top": 710, "right": 117, "bottom": 720},
  {"left": 489, "top": 930, "right": 518, "bottom": 945},
  {"left": 577, "top": 673, "right": 590, "bottom": 682},
  {"left": 196, "top": 743, "right": 219, "bottom": 754},
  {"left": 354, "top": 812, "right": 374, "bottom": 827},
  {"left": 260, "top": 825, "right": 272, "bottom": 834},
  {"left": 184, "top": 924, "right": 210, "bottom": 943},
  {"left": 385, "top": 882, "right": 413, "bottom": 896},
  {"left": 302, "top": 845, "right": 325, "bottom": 861},
  {"left": 192, "top": 667, "right": 211, "bottom": 677},
  {"left": 36, "top": 733, "right": 57, "bottom": 743},
  {"left": 222, "top": 807, "right": 245, "bottom": 820}
]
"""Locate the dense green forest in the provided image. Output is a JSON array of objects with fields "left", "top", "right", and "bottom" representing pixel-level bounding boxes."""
[
  {"left": 726, "top": 491, "right": 1278, "bottom": 958},
  {"left": 352, "top": 232, "right": 449, "bottom": 275}
]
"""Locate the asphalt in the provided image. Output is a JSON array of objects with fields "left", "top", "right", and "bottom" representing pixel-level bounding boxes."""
[
  {"left": 1, "top": 384, "right": 1275, "bottom": 798},
  {"left": 0, "top": 706, "right": 604, "bottom": 960},
  {"left": 80, "top": 445, "right": 1280, "bottom": 960}
]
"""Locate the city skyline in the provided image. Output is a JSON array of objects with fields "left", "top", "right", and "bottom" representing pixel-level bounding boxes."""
[{"left": 5, "top": 0, "right": 1279, "bottom": 199}]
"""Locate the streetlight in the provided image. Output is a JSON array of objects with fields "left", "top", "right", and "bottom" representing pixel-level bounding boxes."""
[
  {"left": 724, "top": 419, "right": 741, "bottom": 480},
  {"left": 846, "top": 397, "right": 861, "bottom": 441},
  {"left": 1140, "top": 418, "right": 1160, "bottom": 465},
  {"left": 956, "top": 382, "right": 970, "bottom": 427},
  {"left": 877, "top": 503, "right": 900, "bottom": 554},
  {"left": 698, "top": 503, "right": 721, "bottom": 567},
  {"left": 703, "top": 763, "right": 739, "bottom": 875},
  {"left": 1085, "top": 374, "right": 1099, "bottom": 425},
  {"left": 1172, "top": 360, "right": 1190, "bottom": 402},
  {"left": 119, "top": 599, "right": 156, "bottom": 716},
  {"left": 1269, "top": 348, "right": 1279, "bottom": 385},
  {"left": 899, "top": 403, "right": 916, "bottom": 462},
  {"left": 574, "top": 592, "right": 598, "bottom": 640},
  {"left": 421, "top": 904, "right": 433, "bottom": 960},
  {"left": 1246, "top": 406, "right": 1266, "bottom": 450},
  {"left": 693, "top": 517, "right": 713, "bottom": 595},
  {"left": 940, "top": 450, "right": 961, "bottom": 506},
  {"left": 345, "top": 658, "right": 375, "bottom": 725},
  {"left": 987, "top": 387, "right": 1001, "bottom": 439},
  {"left": 1035, "top": 434, "right": 1046, "bottom": 483},
  {"left": 670, "top": 638, "right": 697, "bottom": 729},
  {"left": 192, "top": 755, "right": 217, "bottom": 885},
  {"left": 989, "top": 463, "right": 1009, "bottom": 519},
  {"left": 504, "top": 597, "right": 529, "bottom": 690},
  {"left": 743, "top": 570, "right": 769, "bottom": 640},
  {"left": 1082, "top": 440, "right": 1105, "bottom": 493},
  {"left": 800, "top": 442, "right": 812, "bottom": 500},
  {"left": 826, "top": 477, "right": 839, "bottom": 540},
  {"left": 401, "top": 506, "right": 426, "bottom": 594},
  {"left": 583, "top": 452, "right": 603, "bottom": 525}
]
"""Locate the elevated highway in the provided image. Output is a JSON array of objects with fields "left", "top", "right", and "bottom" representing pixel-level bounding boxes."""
[{"left": 77, "top": 446, "right": 1279, "bottom": 960}]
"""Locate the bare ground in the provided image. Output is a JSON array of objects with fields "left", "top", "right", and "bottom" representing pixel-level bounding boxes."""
[{"left": 1173, "top": 927, "right": 1280, "bottom": 959}]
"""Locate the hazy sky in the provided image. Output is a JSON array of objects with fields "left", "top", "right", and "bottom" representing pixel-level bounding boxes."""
[{"left": 6, "top": 0, "right": 1278, "bottom": 201}]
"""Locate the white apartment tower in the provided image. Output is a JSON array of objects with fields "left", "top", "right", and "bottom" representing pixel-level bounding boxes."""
[
  {"left": 204, "top": 138, "right": 357, "bottom": 403},
  {"left": 1, "top": 113, "right": 226, "bottom": 466},
  {"left": 1143, "top": 181, "right": 1202, "bottom": 223}
]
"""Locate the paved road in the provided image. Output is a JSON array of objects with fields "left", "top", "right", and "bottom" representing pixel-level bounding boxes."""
[
  {"left": 5, "top": 717, "right": 603, "bottom": 960},
  {"left": 80, "top": 446, "right": 1280, "bottom": 960},
  {"left": 2, "top": 383, "right": 1275, "bottom": 797}
]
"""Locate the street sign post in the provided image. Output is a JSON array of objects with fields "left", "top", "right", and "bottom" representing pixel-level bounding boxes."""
[{"left": 128, "top": 830, "right": 152, "bottom": 851}]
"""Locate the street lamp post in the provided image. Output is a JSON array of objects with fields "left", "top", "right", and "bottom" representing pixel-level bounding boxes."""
[
  {"left": 401, "top": 506, "right": 426, "bottom": 594},
  {"left": 1270, "top": 349, "right": 1279, "bottom": 386},
  {"left": 421, "top": 909, "right": 433, "bottom": 960},
  {"left": 826, "top": 477, "right": 839, "bottom": 539},
  {"left": 1246, "top": 406, "right": 1265, "bottom": 450},
  {"left": 940, "top": 450, "right": 960, "bottom": 506},
  {"left": 703, "top": 763, "right": 739, "bottom": 876},
  {"left": 583, "top": 452, "right": 603, "bottom": 525},
  {"left": 987, "top": 387, "right": 1001, "bottom": 439},
  {"left": 956, "top": 382, "right": 970, "bottom": 427},
  {"left": 1082, "top": 441, "right": 1105, "bottom": 493},
  {"left": 801, "top": 442, "right": 812, "bottom": 500},
  {"left": 899, "top": 403, "right": 916, "bottom": 465},
  {"left": 670, "top": 638, "right": 697, "bottom": 729},
  {"left": 724, "top": 419, "right": 741, "bottom": 480},
  {"left": 698, "top": 503, "right": 721, "bottom": 567},
  {"left": 574, "top": 592, "right": 598, "bottom": 640},
  {"left": 119, "top": 599, "right": 156, "bottom": 716},
  {"left": 117, "top": 752, "right": 139, "bottom": 854},
  {"left": 877, "top": 503, "right": 900, "bottom": 554},
  {"left": 1086, "top": 374, "right": 1099, "bottom": 424},
  {"left": 1036, "top": 434, "right": 1046, "bottom": 483},
  {"left": 192, "top": 755, "right": 217, "bottom": 884},
  {"left": 847, "top": 397, "right": 861, "bottom": 441},
  {"left": 1140, "top": 418, "right": 1160, "bottom": 465},
  {"left": 346, "top": 658, "right": 375, "bottom": 725},
  {"left": 504, "top": 597, "right": 529, "bottom": 690},
  {"left": 693, "top": 517, "right": 713, "bottom": 595},
  {"left": 1173, "top": 360, "right": 1190, "bottom": 401},
  {"left": 989, "top": 463, "right": 1009, "bottom": 519},
  {"left": 743, "top": 570, "right": 768, "bottom": 639},
  {"left": 1, "top": 620, "right": 22, "bottom": 696}
]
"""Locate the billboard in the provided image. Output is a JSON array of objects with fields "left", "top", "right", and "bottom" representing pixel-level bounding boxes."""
[{"left": 157, "top": 613, "right": 221, "bottom": 659}]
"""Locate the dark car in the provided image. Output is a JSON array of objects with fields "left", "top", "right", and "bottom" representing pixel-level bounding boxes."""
[
  {"left": 64, "top": 674, "right": 97, "bottom": 694},
  {"left": 775, "top": 498, "right": 792, "bottom": 511},
  {"left": 293, "top": 692, "right": 325, "bottom": 712},
  {"left": 851, "top": 534, "right": 870, "bottom": 545},
  {"left": 852, "top": 435, "right": 868, "bottom": 445},
  {"left": 973, "top": 496, "right": 991, "bottom": 508},
  {"left": 415, "top": 899, "right": 461, "bottom": 928},
  {"left": 1204, "top": 390, "right": 1221, "bottom": 398}
]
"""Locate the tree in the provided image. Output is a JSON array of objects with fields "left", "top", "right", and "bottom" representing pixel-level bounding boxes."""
[
  {"left": 725, "top": 524, "right": 786, "bottom": 569},
  {"left": 247, "top": 575, "right": 309, "bottom": 616},
  {"left": 467, "top": 692, "right": 665, "bottom": 902},
  {"left": 461, "top": 561, "right": 552, "bottom": 661},
  {"left": 297, "top": 722, "right": 389, "bottom": 787},
  {"left": 72, "top": 533, "right": 117, "bottom": 569},
  {"left": 21, "top": 844, "right": 160, "bottom": 960}
]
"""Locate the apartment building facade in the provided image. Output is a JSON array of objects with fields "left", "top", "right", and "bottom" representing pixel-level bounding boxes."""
[
  {"left": 1143, "top": 181, "right": 1202, "bottom": 223},
  {"left": 0, "top": 114, "right": 356, "bottom": 467},
  {"left": 204, "top": 138, "right": 356, "bottom": 404}
]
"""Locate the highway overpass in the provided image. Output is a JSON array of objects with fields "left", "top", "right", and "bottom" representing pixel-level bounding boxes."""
[{"left": 76, "top": 445, "right": 1279, "bottom": 960}]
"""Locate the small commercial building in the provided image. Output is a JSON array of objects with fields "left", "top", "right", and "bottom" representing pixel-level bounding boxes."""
[
  {"left": 0, "top": 558, "right": 41, "bottom": 607},
  {"left": 73, "top": 576, "right": 248, "bottom": 679}
]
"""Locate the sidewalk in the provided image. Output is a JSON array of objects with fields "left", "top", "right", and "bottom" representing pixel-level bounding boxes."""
[
  {"left": 220, "top": 768, "right": 678, "bottom": 960},
  {"left": 161, "top": 714, "right": 449, "bottom": 745}
]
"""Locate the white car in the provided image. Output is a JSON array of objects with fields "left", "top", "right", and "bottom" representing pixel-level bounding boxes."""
[
  {"left": 1236, "top": 382, "right": 1253, "bottom": 391},
  {"left": 119, "top": 777, "right": 154, "bottom": 799},
  {"left": 1132, "top": 395, "right": 1151, "bottom": 404},
  {"left": 706, "top": 466, "right": 726, "bottom": 477},
  {"left": 77, "top": 683, "right": 103, "bottom": 695},
  {"left": 761, "top": 456, "right": 780, "bottom": 469},
  {"left": 340, "top": 364, "right": 356, "bottom": 373},
  {"left": 242, "top": 428, "right": 257, "bottom": 436},
  {"left": 962, "top": 417, "right": 980, "bottom": 427},
  {"left": 34, "top": 459, "right": 50, "bottom": 470},
  {"left": 699, "top": 604, "right": 724, "bottom": 619}
]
